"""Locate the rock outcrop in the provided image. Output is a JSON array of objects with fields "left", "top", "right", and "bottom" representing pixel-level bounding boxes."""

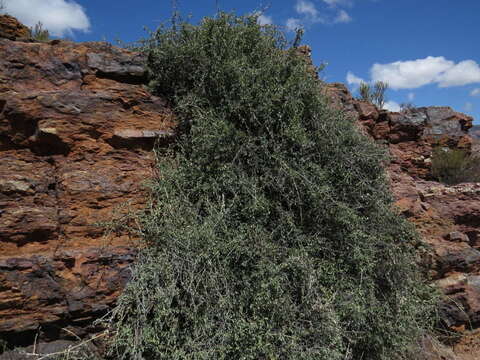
[
  {"left": 0, "top": 30, "right": 175, "bottom": 346},
  {"left": 1, "top": 14, "right": 479, "bottom": 359},
  {"left": 325, "top": 83, "right": 473, "bottom": 178},
  {"left": 471, "top": 125, "right": 480, "bottom": 140},
  {"left": 0, "top": 15, "right": 30, "bottom": 41},
  {"left": 471, "top": 125, "right": 480, "bottom": 154},
  {"left": 326, "top": 83, "right": 480, "bottom": 359}
]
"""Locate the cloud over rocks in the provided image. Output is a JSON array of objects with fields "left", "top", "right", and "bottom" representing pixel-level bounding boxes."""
[
  {"left": 346, "top": 71, "right": 364, "bottom": 85},
  {"left": 383, "top": 100, "right": 401, "bottom": 112},
  {"left": 370, "top": 56, "right": 480, "bottom": 89},
  {"left": 3, "top": 0, "right": 90, "bottom": 36}
]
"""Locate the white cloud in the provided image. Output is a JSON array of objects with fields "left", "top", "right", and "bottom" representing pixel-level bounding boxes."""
[
  {"left": 3, "top": 0, "right": 90, "bottom": 36},
  {"left": 464, "top": 102, "right": 473, "bottom": 112},
  {"left": 437, "top": 60, "right": 480, "bottom": 87},
  {"left": 290, "top": 0, "right": 352, "bottom": 28},
  {"left": 257, "top": 14, "right": 273, "bottom": 26},
  {"left": 334, "top": 10, "right": 352, "bottom": 23},
  {"left": 370, "top": 56, "right": 480, "bottom": 89},
  {"left": 296, "top": 0, "right": 319, "bottom": 18},
  {"left": 371, "top": 57, "right": 453, "bottom": 89},
  {"left": 346, "top": 71, "right": 364, "bottom": 85},
  {"left": 322, "top": 0, "right": 352, "bottom": 6},
  {"left": 407, "top": 92, "right": 415, "bottom": 101},
  {"left": 286, "top": 18, "right": 302, "bottom": 32},
  {"left": 383, "top": 100, "right": 401, "bottom": 112},
  {"left": 471, "top": 88, "right": 480, "bottom": 97}
]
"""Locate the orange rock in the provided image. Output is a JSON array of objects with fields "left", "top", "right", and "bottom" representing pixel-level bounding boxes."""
[
  {"left": 326, "top": 82, "right": 480, "bottom": 342},
  {"left": 0, "top": 36, "right": 175, "bottom": 344},
  {"left": 0, "top": 15, "right": 30, "bottom": 40}
]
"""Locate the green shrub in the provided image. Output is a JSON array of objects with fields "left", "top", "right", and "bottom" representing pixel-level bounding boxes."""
[
  {"left": 431, "top": 147, "right": 480, "bottom": 185},
  {"left": 29, "top": 21, "right": 50, "bottom": 41},
  {"left": 358, "top": 81, "right": 388, "bottom": 109},
  {"left": 109, "top": 12, "right": 436, "bottom": 360}
]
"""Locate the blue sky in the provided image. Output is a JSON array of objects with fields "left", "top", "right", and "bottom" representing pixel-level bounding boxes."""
[{"left": 3, "top": 0, "right": 479, "bottom": 124}]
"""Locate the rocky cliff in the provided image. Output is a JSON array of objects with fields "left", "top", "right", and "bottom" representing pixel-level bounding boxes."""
[
  {"left": 0, "top": 15, "right": 175, "bottom": 347},
  {"left": 471, "top": 125, "right": 480, "bottom": 140},
  {"left": 326, "top": 83, "right": 480, "bottom": 359},
  {"left": 1, "top": 14, "right": 480, "bottom": 359},
  {"left": 471, "top": 125, "right": 480, "bottom": 154}
]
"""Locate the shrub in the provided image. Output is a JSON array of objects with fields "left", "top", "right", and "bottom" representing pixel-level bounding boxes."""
[
  {"left": 29, "top": 21, "right": 50, "bottom": 41},
  {"left": 431, "top": 147, "right": 480, "bottom": 185},
  {"left": 109, "top": 12, "right": 436, "bottom": 360},
  {"left": 358, "top": 81, "right": 389, "bottom": 109}
]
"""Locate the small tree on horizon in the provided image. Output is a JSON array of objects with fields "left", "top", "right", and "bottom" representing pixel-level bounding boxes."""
[
  {"left": 359, "top": 80, "right": 389, "bottom": 109},
  {"left": 29, "top": 21, "right": 50, "bottom": 41}
]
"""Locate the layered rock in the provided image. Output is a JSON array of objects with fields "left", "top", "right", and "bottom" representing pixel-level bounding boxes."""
[
  {"left": 325, "top": 83, "right": 473, "bottom": 178},
  {"left": 326, "top": 83, "right": 480, "bottom": 359},
  {"left": 471, "top": 125, "right": 480, "bottom": 154},
  {"left": 0, "top": 15, "right": 30, "bottom": 41},
  {"left": 471, "top": 125, "right": 480, "bottom": 140},
  {"left": 0, "top": 34, "right": 175, "bottom": 346}
]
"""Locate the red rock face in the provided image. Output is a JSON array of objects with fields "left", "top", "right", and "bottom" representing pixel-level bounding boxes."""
[
  {"left": 0, "top": 15, "right": 30, "bottom": 41},
  {"left": 325, "top": 83, "right": 473, "bottom": 178},
  {"left": 326, "top": 83, "right": 480, "bottom": 359},
  {"left": 0, "top": 36, "right": 175, "bottom": 345}
]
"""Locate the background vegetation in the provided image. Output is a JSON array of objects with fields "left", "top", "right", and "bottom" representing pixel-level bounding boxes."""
[
  {"left": 358, "top": 81, "right": 389, "bottom": 109},
  {"left": 431, "top": 147, "right": 480, "bottom": 185},
  {"left": 29, "top": 21, "right": 50, "bottom": 41},
  {"left": 106, "top": 12, "right": 436, "bottom": 360}
]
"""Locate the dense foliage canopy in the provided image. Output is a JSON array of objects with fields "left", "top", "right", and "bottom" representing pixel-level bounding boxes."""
[{"left": 110, "top": 13, "right": 435, "bottom": 360}]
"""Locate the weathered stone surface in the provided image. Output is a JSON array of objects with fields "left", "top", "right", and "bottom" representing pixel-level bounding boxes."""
[
  {"left": 326, "top": 83, "right": 480, "bottom": 359},
  {"left": 471, "top": 125, "right": 480, "bottom": 140},
  {"left": 472, "top": 125, "right": 480, "bottom": 154},
  {"left": 0, "top": 15, "right": 30, "bottom": 41},
  {"left": 390, "top": 174, "right": 480, "bottom": 360},
  {"left": 323, "top": 82, "right": 356, "bottom": 115},
  {"left": 0, "top": 34, "right": 175, "bottom": 345},
  {"left": 326, "top": 83, "right": 474, "bottom": 179}
]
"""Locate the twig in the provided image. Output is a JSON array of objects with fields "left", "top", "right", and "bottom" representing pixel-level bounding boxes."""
[{"left": 24, "top": 331, "right": 108, "bottom": 359}]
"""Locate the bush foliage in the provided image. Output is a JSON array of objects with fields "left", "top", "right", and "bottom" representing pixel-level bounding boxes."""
[
  {"left": 29, "top": 21, "right": 50, "bottom": 41},
  {"left": 109, "top": 12, "right": 436, "bottom": 360},
  {"left": 431, "top": 147, "right": 480, "bottom": 185},
  {"left": 358, "top": 81, "right": 389, "bottom": 109}
]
